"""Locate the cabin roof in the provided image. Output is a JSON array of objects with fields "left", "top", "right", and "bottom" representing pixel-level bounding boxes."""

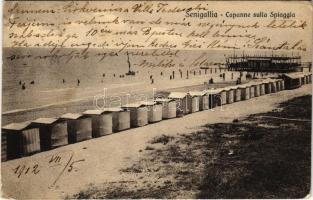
[
  {"left": 154, "top": 98, "right": 175, "bottom": 103},
  {"left": 3, "top": 121, "right": 32, "bottom": 131},
  {"left": 122, "top": 103, "right": 144, "bottom": 108},
  {"left": 219, "top": 86, "right": 232, "bottom": 91},
  {"left": 60, "top": 113, "right": 83, "bottom": 119},
  {"left": 261, "top": 78, "right": 273, "bottom": 83},
  {"left": 32, "top": 117, "right": 59, "bottom": 124},
  {"left": 246, "top": 82, "right": 257, "bottom": 86},
  {"left": 83, "top": 110, "right": 107, "bottom": 115},
  {"left": 168, "top": 92, "right": 188, "bottom": 99},
  {"left": 104, "top": 107, "right": 124, "bottom": 112},
  {"left": 237, "top": 84, "right": 250, "bottom": 88},
  {"left": 283, "top": 72, "right": 306, "bottom": 79},
  {"left": 229, "top": 85, "right": 239, "bottom": 89},
  {"left": 188, "top": 91, "right": 206, "bottom": 96},
  {"left": 140, "top": 101, "right": 157, "bottom": 106},
  {"left": 205, "top": 88, "right": 222, "bottom": 94}
]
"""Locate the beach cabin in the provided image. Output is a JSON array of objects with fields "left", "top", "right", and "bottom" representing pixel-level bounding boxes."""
[
  {"left": 304, "top": 72, "right": 312, "bottom": 84},
  {"left": 249, "top": 84, "right": 255, "bottom": 98},
  {"left": 2, "top": 132, "right": 7, "bottom": 161},
  {"left": 168, "top": 92, "right": 191, "bottom": 116},
  {"left": 232, "top": 86, "right": 241, "bottom": 102},
  {"left": 206, "top": 89, "right": 222, "bottom": 109},
  {"left": 218, "top": 88, "right": 228, "bottom": 105},
  {"left": 141, "top": 101, "right": 163, "bottom": 123},
  {"left": 201, "top": 91, "right": 209, "bottom": 110},
  {"left": 305, "top": 74, "right": 309, "bottom": 84},
  {"left": 259, "top": 82, "right": 265, "bottom": 96},
  {"left": 280, "top": 79, "right": 285, "bottom": 90},
  {"left": 32, "top": 117, "right": 68, "bottom": 151},
  {"left": 254, "top": 83, "right": 260, "bottom": 97},
  {"left": 276, "top": 79, "right": 282, "bottom": 92},
  {"left": 282, "top": 73, "right": 303, "bottom": 89},
  {"left": 225, "top": 87, "right": 235, "bottom": 104},
  {"left": 189, "top": 91, "right": 209, "bottom": 111},
  {"left": 61, "top": 113, "right": 92, "bottom": 144},
  {"left": 188, "top": 91, "right": 204, "bottom": 112},
  {"left": 3, "top": 122, "right": 40, "bottom": 159},
  {"left": 122, "top": 103, "right": 148, "bottom": 127},
  {"left": 108, "top": 107, "right": 130, "bottom": 132},
  {"left": 264, "top": 80, "right": 272, "bottom": 94},
  {"left": 301, "top": 74, "right": 305, "bottom": 85},
  {"left": 270, "top": 79, "right": 277, "bottom": 93},
  {"left": 83, "top": 109, "right": 113, "bottom": 137},
  {"left": 189, "top": 93, "right": 202, "bottom": 113},
  {"left": 154, "top": 98, "right": 177, "bottom": 119},
  {"left": 238, "top": 84, "right": 250, "bottom": 100}
]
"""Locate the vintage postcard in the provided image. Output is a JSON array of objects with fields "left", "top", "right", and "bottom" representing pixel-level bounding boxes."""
[{"left": 1, "top": 0, "right": 312, "bottom": 199}]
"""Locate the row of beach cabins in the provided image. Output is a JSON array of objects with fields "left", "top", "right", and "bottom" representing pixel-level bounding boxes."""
[{"left": 1, "top": 72, "right": 312, "bottom": 162}]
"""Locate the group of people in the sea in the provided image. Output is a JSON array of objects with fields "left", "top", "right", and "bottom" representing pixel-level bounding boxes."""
[{"left": 19, "top": 80, "right": 35, "bottom": 90}]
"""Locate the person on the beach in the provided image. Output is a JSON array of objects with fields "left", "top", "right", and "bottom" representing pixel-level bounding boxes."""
[
  {"left": 236, "top": 77, "right": 241, "bottom": 85},
  {"left": 22, "top": 83, "right": 26, "bottom": 90},
  {"left": 77, "top": 79, "right": 80, "bottom": 86}
]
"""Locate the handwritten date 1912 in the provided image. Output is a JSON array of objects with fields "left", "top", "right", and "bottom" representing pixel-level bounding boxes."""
[{"left": 12, "top": 151, "right": 85, "bottom": 188}]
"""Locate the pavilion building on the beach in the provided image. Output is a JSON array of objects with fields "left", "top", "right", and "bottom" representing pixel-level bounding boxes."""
[{"left": 226, "top": 55, "right": 302, "bottom": 73}]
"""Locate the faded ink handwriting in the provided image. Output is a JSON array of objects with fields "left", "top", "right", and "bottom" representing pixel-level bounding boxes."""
[
  {"left": 12, "top": 150, "right": 85, "bottom": 188},
  {"left": 3, "top": 1, "right": 311, "bottom": 64}
]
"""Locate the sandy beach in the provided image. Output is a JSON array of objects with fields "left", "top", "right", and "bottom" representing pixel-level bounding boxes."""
[
  {"left": 2, "top": 70, "right": 248, "bottom": 125},
  {"left": 1, "top": 84, "right": 311, "bottom": 199}
]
